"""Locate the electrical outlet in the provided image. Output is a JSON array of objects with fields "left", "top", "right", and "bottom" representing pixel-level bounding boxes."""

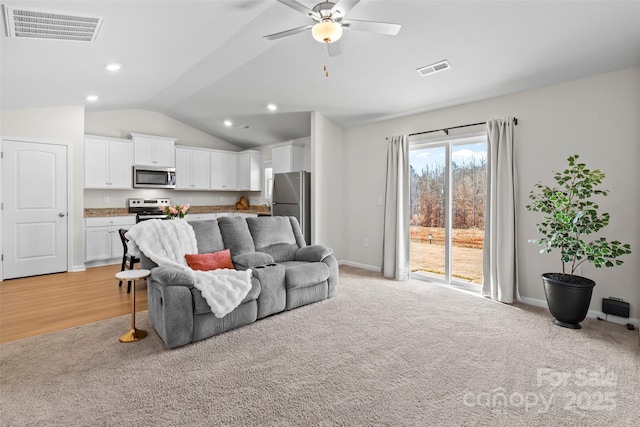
[
  {"left": 103, "top": 196, "right": 109, "bottom": 204},
  {"left": 378, "top": 196, "right": 383, "bottom": 206},
  {"left": 363, "top": 238, "right": 369, "bottom": 247},
  {"left": 220, "top": 196, "right": 224, "bottom": 203},
  {"left": 187, "top": 196, "right": 193, "bottom": 203}
]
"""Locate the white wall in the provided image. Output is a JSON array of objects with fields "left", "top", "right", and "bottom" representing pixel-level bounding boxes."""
[
  {"left": 340, "top": 66, "right": 640, "bottom": 319},
  {"left": 311, "top": 112, "right": 344, "bottom": 257},
  {"left": 1, "top": 105, "right": 86, "bottom": 271},
  {"left": 85, "top": 109, "right": 238, "bottom": 150}
]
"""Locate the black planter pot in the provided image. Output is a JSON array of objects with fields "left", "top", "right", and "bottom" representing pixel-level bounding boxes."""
[{"left": 541, "top": 273, "right": 595, "bottom": 329}]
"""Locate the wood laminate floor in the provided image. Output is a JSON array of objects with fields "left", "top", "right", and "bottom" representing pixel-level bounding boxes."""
[{"left": 0, "top": 265, "right": 148, "bottom": 344}]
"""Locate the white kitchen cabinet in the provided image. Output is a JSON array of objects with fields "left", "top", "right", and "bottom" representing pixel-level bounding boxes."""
[
  {"left": 210, "top": 150, "right": 237, "bottom": 190},
  {"left": 237, "top": 150, "right": 262, "bottom": 191},
  {"left": 216, "top": 212, "right": 257, "bottom": 219},
  {"left": 272, "top": 142, "right": 305, "bottom": 174},
  {"left": 185, "top": 213, "right": 218, "bottom": 222},
  {"left": 129, "top": 133, "right": 176, "bottom": 167},
  {"left": 85, "top": 216, "right": 136, "bottom": 263},
  {"left": 235, "top": 213, "right": 258, "bottom": 219},
  {"left": 84, "top": 135, "right": 133, "bottom": 189},
  {"left": 175, "top": 146, "right": 211, "bottom": 190}
]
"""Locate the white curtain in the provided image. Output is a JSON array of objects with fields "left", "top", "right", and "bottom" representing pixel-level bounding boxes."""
[
  {"left": 382, "top": 135, "right": 410, "bottom": 280},
  {"left": 482, "top": 117, "right": 518, "bottom": 303}
]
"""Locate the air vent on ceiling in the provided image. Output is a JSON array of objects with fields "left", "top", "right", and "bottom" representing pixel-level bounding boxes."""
[
  {"left": 3, "top": 5, "right": 104, "bottom": 42},
  {"left": 416, "top": 60, "right": 451, "bottom": 77}
]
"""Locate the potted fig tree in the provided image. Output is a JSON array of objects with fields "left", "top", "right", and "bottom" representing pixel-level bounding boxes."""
[{"left": 526, "top": 154, "right": 632, "bottom": 329}]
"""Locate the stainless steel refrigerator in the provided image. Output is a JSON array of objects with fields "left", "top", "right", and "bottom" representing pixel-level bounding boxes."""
[{"left": 272, "top": 171, "right": 311, "bottom": 244}]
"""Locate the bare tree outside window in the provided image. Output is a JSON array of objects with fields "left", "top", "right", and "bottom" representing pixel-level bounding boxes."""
[{"left": 410, "top": 138, "right": 486, "bottom": 285}]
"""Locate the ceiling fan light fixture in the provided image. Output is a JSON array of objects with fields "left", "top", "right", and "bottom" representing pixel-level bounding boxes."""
[{"left": 312, "top": 19, "right": 342, "bottom": 43}]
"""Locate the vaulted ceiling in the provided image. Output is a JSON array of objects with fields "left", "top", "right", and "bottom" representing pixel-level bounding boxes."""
[{"left": 1, "top": 1, "right": 639, "bottom": 148}]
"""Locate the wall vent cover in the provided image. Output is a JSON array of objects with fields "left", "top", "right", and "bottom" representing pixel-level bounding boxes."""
[
  {"left": 417, "top": 60, "right": 451, "bottom": 77},
  {"left": 3, "top": 5, "right": 104, "bottom": 42}
]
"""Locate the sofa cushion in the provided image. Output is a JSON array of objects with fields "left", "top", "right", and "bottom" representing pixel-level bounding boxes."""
[
  {"left": 189, "top": 220, "right": 225, "bottom": 253},
  {"left": 295, "top": 245, "right": 333, "bottom": 262},
  {"left": 260, "top": 243, "right": 299, "bottom": 263},
  {"left": 233, "top": 252, "right": 274, "bottom": 269},
  {"left": 218, "top": 216, "right": 255, "bottom": 257},
  {"left": 185, "top": 250, "right": 234, "bottom": 271},
  {"left": 192, "top": 277, "right": 260, "bottom": 315},
  {"left": 246, "top": 216, "right": 298, "bottom": 262},
  {"left": 282, "top": 261, "right": 330, "bottom": 290}
]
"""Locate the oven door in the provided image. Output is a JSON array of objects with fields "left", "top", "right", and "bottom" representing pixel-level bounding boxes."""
[
  {"left": 133, "top": 166, "right": 176, "bottom": 189},
  {"left": 136, "top": 214, "right": 169, "bottom": 223}
]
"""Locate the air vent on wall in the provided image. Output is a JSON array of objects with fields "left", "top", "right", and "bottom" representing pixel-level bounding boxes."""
[
  {"left": 417, "top": 60, "right": 451, "bottom": 77},
  {"left": 3, "top": 5, "right": 104, "bottom": 42}
]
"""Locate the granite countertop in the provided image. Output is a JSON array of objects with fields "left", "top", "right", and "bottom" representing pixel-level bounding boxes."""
[{"left": 84, "top": 205, "right": 271, "bottom": 218}]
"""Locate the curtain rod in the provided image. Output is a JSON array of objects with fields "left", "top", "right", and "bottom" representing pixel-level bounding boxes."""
[{"left": 395, "top": 117, "right": 518, "bottom": 139}]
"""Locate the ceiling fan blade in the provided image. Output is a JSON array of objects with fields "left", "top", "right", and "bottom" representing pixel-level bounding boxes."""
[
  {"left": 276, "top": 0, "right": 320, "bottom": 20},
  {"left": 264, "top": 25, "right": 312, "bottom": 41},
  {"left": 330, "top": 0, "right": 361, "bottom": 19},
  {"left": 327, "top": 42, "right": 342, "bottom": 57},
  {"left": 342, "top": 19, "right": 401, "bottom": 36}
]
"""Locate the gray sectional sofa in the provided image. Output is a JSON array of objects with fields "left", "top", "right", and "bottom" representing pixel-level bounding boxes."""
[{"left": 141, "top": 216, "right": 338, "bottom": 348}]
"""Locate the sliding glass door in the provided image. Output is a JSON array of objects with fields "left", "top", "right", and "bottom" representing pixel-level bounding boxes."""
[{"left": 409, "top": 133, "right": 487, "bottom": 288}]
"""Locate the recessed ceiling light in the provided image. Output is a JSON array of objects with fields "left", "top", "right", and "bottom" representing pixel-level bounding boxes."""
[
  {"left": 224, "top": 120, "right": 233, "bottom": 127},
  {"left": 105, "top": 63, "right": 121, "bottom": 71},
  {"left": 86, "top": 95, "right": 98, "bottom": 102},
  {"left": 267, "top": 103, "right": 278, "bottom": 112}
]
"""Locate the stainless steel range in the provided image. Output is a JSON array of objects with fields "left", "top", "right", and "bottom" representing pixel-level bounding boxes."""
[{"left": 128, "top": 198, "right": 171, "bottom": 222}]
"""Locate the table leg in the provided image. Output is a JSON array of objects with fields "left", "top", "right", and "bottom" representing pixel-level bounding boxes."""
[{"left": 119, "top": 278, "right": 147, "bottom": 343}]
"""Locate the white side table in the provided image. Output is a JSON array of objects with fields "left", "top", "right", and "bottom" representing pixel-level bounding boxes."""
[{"left": 116, "top": 269, "right": 150, "bottom": 343}]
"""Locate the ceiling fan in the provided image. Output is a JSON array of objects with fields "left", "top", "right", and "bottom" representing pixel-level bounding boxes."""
[{"left": 264, "top": 0, "right": 401, "bottom": 57}]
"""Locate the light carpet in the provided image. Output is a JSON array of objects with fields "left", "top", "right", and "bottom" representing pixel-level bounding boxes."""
[{"left": 1, "top": 266, "right": 638, "bottom": 426}]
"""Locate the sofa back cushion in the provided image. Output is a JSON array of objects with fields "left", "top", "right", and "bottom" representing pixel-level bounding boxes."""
[
  {"left": 218, "top": 216, "right": 255, "bottom": 257},
  {"left": 189, "top": 219, "right": 225, "bottom": 253},
  {"left": 288, "top": 216, "right": 307, "bottom": 248},
  {"left": 246, "top": 216, "right": 299, "bottom": 262}
]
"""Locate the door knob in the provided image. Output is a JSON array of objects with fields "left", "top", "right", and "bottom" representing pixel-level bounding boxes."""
[{"left": 58, "top": 213, "right": 66, "bottom": 217}]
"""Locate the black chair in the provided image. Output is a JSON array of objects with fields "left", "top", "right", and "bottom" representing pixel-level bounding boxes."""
[{"left": 118, "top": 229, "right": 140, "bottom": 293}]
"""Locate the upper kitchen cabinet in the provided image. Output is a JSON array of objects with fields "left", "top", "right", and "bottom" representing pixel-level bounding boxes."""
[
  {"left": 210, "top": 150, "right": 237, "bottom": 190},
  {"left": 272, "top": 142, "right": 305, "bottom": 174},
  {"left": 175, "top": 146, "right": 211, "bottom": 190},
  {"left": 237, "top": 150, "right": 262, "bottom": 191},
  {"left": 84, "top": 135, "right": 133, "bottom": 189},
  {"left": 128, "top": 133, "right": 176, "bottom": 167}
]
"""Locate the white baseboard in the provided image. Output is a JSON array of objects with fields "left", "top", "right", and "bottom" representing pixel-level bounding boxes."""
[
  {"left": 71, "top": 265, "right": 86, "bottom": 272},
  {"left": 519, "top": 295, "right": 639, "bottom": 328},
  {"left": 84, "top": 259, "right": 120, "bottom": 269},
  {"left": 338, "top": 260, "right": 380, "bottom": 272}
]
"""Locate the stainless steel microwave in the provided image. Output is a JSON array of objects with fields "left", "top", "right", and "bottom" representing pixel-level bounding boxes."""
[{"left": 133, "top": 166, "right": 176, "bottom": 189}]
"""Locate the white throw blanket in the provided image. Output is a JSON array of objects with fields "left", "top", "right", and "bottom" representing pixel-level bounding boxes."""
[{"left": 125, "top": 219, "right": 252, "bottom": 318}]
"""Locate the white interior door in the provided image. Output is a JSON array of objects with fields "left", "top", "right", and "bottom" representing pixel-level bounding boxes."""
[{"left": 2, "top": 140, "right": 68, "bottom": 279}]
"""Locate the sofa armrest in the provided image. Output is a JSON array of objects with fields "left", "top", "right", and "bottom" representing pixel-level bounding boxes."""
[
  {"left": 233, "top": 252, "right": 275, "bottom": 270},
  {"left": 150, "top": 266, "right": 195, "bottom": 289},
  {"left": 295, "top": 245, "right": 333, "bottom": 262},
  {"left": 147, "top": 272, "right": 195, "bottom": 348}
]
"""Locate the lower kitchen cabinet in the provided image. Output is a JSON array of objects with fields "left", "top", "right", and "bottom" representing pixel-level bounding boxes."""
[
  {"left": 85, "top": 216, "right": 136, "bottom": 263},
  {"left": 185, "top": 213, "right": 218, "bottom": 222}
]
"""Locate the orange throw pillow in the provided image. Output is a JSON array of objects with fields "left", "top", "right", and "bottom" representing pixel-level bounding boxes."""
[{"left": 185, "top": 250, "right": 235, "bottom": 271}]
